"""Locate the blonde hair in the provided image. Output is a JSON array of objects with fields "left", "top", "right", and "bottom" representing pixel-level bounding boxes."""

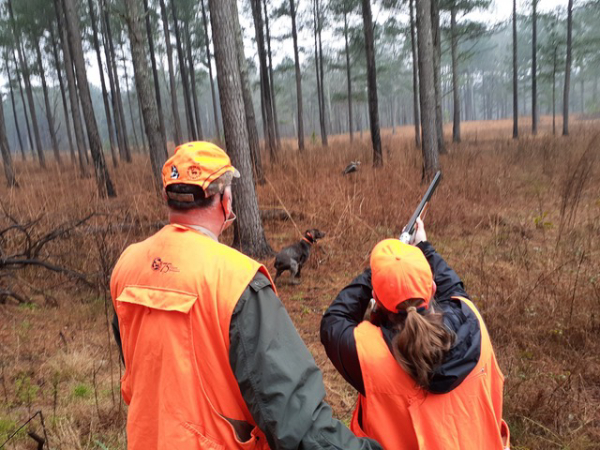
[{"left": 390, "top": 299, "right": 454, "bottom": 389}]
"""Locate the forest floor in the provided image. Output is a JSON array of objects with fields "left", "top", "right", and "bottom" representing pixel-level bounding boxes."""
[{"left": 1, "top": 117, "right": 599, "bottom": 449}]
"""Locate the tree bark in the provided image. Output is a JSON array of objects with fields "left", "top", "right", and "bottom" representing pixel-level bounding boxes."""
[
  {"left": 563, "top": 0, "right": 573, "bottom": 136},
  {"left": 34, "top": 39, "right": 61, "bottom": 165},
  {"left": 416, "top": 0, "right": 439, "bottom": 180},
  {"left": 450, "top": 5, "right": 460, "bottom": 143},
  {"left": 251, "top": 0, "right": 277, "bottom": 161},
  {"left": 124, "top": 0, "right": 168, "bottom": 187},
  {"left": 54, "top": 0, "right": 89, "bottom": 175},
  {"left": 8, "top": 0, "right": 45, "bottom": 168},
  {"left": 171, "top": 0, "right": 196, "bottom": 141},
  {"left": 159, "top": 0, "right": 183, "bottom": 145},
  {"left": 88, "top": 0, "right": 118, "bottom": 168},
  {"left": 49, "top": 24, "right": 76, "bottom": 164},
  {"left": 343, "top": 8, "right": 353, "bottom": 143},
  {"left": 0, "top": 94, "right": 18, "bottom": 187},
  {"left": 531, "top": 0, "right": 538, "bottom": 135},
  {"left": 200, "top": 0, "right": 221, "bottom": 140},
  {"left": 120, "top": 48, "right": 141, "bottom": 150},
  {"left": 263, "top": 0, "right": 280, "bottom": 147},
  {"left": 409, "top": 0, "right": 421, "bottom": 148},
  {"left": 102, "top": 1, "right": 132, "bottom": 162},
  {"left": 431, "top": 0, "right": 445, "bottom": 153},
  {"left": 289, "top": 0, "right": 305, "bottom": 150},
  {"left": 312, "top": 0, "right": 327, "bottom": 147},
  {"left": 4, "top": 55, "right": 26, "bottom": 160},
  {"left": 62, "top": 0, "right": 116, "bottom": 197},
  {"left": 553, "top": 45, "right": 557, "bottom": 135},
  {"left": 208, "top": 0, "right": 272, "bottom": 258},
  {"left": 143, "top": 0, "right": 167, "bottom": 153},
  {"left": 361, "top": 0, "right": 382, "bottom": 167},
  {"left": 512, "top": 0, "right": 518, "bottom": 139},
  {"left": 232, "top": 0, "right": 264, "bottom": 184},
  {"left": 184, "top": 20, "right": 204, "bottom": 140}
]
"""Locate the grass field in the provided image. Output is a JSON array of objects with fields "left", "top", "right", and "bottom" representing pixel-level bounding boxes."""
[{"left": 1, "top": 117, "right": 599, "bottom": 449}]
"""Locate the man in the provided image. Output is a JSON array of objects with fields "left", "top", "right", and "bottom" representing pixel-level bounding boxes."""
[{"left": 111, "top": 141, "right": 381, "bottom": 450}]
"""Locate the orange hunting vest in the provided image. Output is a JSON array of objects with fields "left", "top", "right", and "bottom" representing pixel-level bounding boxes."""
[
  {"left": 351, "top": 297, "right": 510, "bottom": 450},
  {"left": 110, "top": 224, "right": 273, "bottom": 450}
]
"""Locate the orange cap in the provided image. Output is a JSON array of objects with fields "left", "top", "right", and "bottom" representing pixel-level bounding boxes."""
[
  {"left": 370, "top": 239, "right": 434, "bottom": 312},
  {"left": 162, "top": 141, "right": 240, "bottom": 195}
]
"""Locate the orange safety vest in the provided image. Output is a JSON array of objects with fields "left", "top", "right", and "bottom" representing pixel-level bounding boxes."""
[
  {"left": 110, "top": 224, "right": 273, "bottom": 450},
  {"left": 351, "top": 297, "right": 510, "bottom": 450}
]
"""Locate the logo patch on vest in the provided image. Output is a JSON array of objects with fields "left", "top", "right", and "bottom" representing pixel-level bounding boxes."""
[
  {"left": 151, "top": 257, "right": 180, "bottom": 274},
  {"left": 171, "top": 166, "right": 179, "bottom": 179}
]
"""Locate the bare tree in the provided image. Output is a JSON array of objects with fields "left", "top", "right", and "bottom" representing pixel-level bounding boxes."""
[
  {"left": 563, "top": 0, "right": 574, "bottom": 136},
  {"left": 184, "top": 20, "right": 204, "bottom": 140},
  {"left": 532, "top": 0, "right": 538, "bottom": 135},
  {"left": 450, "top": 4, "right": 460, "bottom": 143},
  {"left": 313, "top": 0, "right": 328, "bottom": 146},
  {"left": 361, "top": 0, "right": 382, "bottom": 166},
  {"left": 200, "top": 0, "right": 221, "bottom": 139},
  {"left": 62, "top": 0, "right": 116, "bottom": 197},
  {"left": 416, "top": 0, "right": 439, "bottom": 179},
  {"left": 0, "top": 93, "right": 18, "bottom": 187},
  {"left": 512, "top": 0, "right": 518, "bottom": 139},
  {"left": 289, "top": 0, "right": 305, "bottom": 150},
  {"left": 209, "top": 0, "right": 272, "bottom": 257},
  {"left": 263, "top": 0, "right": 280, "bottom": 147},
  {"left": 123, "top": 0, "right": 168, "bottom": 187},
  {"left": 159, "top": 0, "right": 183, "bottom": 144},
  {"left": 431, "top": 0, "right": 445, "bottom": 153},
  {"left": 3, "top": 54, "right": 26, "bottom": 160},
  {"left": 409, "top": 0, "right": 421, "bottom": 148}
]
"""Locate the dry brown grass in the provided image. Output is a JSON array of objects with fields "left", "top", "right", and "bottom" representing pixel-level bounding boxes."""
[{"left": 1, "top": 117, "right": 599, "bottom": 449}]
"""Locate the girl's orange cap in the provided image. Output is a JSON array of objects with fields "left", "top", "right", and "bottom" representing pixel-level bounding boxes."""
[{"left": 370, "top": 239, "right": 434, "bottom": 312}]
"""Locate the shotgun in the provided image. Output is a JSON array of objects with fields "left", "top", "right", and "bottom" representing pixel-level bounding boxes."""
[{"left": 399, "top": 171, "right": 442, "bottom": 244}]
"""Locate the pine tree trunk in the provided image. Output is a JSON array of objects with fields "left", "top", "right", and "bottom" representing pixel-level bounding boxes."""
[
  {"left": 450, "top": 6, "right": 460, "bottom": 143},
  {"left": 62, "top": 0, "right": 116, "bottom": 197},
  {"left": 88, "top": 0, "right": 118, "bottom": 168},
  {"left": 431, "top": 0, "right": 445, "bottom": 154},
  {"left": 184, "top": 20, "right": 204, "bottom": 140},
  {"left": 8, "top": 0, "right": 45, "bottom": 167},
  {"left": 232, "top": 0, "right": 264, "bottom": 184},
  {"left": 124, "top": 0, "right": 168, "bottom": 187},
  {"left": 200, "top": 0, "right": 221, "bottom": 140},
  {"left": 289, "top": 0, "right": 304, "bottom": 150},
  {"left": 121, "top": 49, "right": 141, "bottom": 151},
  {"left": 317, "top": 0, "right": 328, "bottom": 146},
  {"left": 208, "top": 0, "right": 272, "bottom": 258},
  {"left": 0, "top": 96, "right": 18, "bottom": 187},
  {"left": 416, "top": 0, "right": 439, "bottom": 180},
  {"left": 102, "top": 2, "right": 132, "bottom": 162},
  {"left": 251, "top": 0, "right": 277, "bottom": 161},
  {"left": 532, "top": 0, "right": 538, "bottom": 135},
  {"left": 159, "top": 0, "right": 182, "bottom": 145},
  {"left": 34, "top": 39, "right": 61, "bottom": 165},
  {"left": 4, "top": 55, "right": 26, "bottom": 160},
  {"left": 409, "top": 0, "right": 421, "bottom": 148},
  {"left": 563, "top": 0, "right": 573, "bottom": 136},
  {"left": 49, "top": 24, "right": 76, "bottom": 164},
  {"left": 171, "top": 0, "right": 196, "bottom": 141},
  {"left": 512, "top": 0, "right": 519, "bottom": 139},
  {"left": 263, "top": 0, "right": 280, "bottom": 147},
  {"left": 54, "top": 0, "right": 89, "bottom": 175},
  {"left": 361, "top": 0, "right": 382, "bottom": 167},
  {"left": 143, "top": 0, "right": 167, "bottom": 153},
  {"left": 553, "top": 45, "right": 557, "bottom": 135},
  {"left": 343, "top": 9, "right": 353, "bottom": 143},
  {"left": 11, "top": 51, "right": 34, "bottom": 159}
]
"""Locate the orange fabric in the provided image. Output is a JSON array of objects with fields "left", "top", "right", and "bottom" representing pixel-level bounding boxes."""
[
  {"left": 162, "top": 141, "right": 240, "bottom": 193},
  {"left": 110, "top": 224, "right": 272, "bottom": 450},
  {"left": 351, "top": 297, "right": 510, "bottom": 450},
  {"left": 370, "top": 239, "right": 434, "bottom": 312}
]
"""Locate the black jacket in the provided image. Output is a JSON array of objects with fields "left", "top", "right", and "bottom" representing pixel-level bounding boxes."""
[
  {"left": 113, "top": 272, "right": 382, "bottom": 450},
  {"left": 320, "top": 241, "right": 482, "bottom": 396}
]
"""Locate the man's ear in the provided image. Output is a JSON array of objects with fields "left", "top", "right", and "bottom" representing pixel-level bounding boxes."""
[
  {"left": 431, "top": 280, "right": 437, "bottom": 297},
  {"left": 222, "top": 187, "right": 233, "bottom": 214}
]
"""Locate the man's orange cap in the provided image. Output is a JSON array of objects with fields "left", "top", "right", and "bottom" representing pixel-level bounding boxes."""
[
  {"left": 162, "top": 141, "right": 240, "bottom": 194},
  {"left": 370, "top": 239, "right": 434, "bottom": 312}
]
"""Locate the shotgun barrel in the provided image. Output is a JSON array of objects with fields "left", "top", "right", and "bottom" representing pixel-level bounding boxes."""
[{"left": 399, "top": 171, "right": 442, "bottom": 244}]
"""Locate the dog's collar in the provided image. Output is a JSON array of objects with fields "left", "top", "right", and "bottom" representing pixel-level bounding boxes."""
[{"left": 302, "top": 236, "right": 313, "bottom": 245}]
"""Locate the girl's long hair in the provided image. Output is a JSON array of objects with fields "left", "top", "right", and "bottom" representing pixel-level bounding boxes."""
[{"left": 389, "top": 299, "right": 454, "bottom": 389}]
